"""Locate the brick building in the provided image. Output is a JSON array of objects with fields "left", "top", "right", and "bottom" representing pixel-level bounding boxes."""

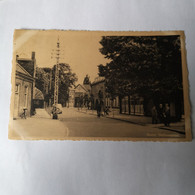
[
  {"left": 13, "top": 52, "right": 36, "bottom": 118},
  {"left": 13, "top": 63, "right": 34, "bottom": 118}
]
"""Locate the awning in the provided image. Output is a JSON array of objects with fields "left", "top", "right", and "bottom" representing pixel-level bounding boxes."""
[{"left": 34, "top": 87, "right": 44, "bottom": 100}]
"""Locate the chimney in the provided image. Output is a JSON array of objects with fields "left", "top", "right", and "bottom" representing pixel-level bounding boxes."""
[
  {"left": 16, "top": 55, "right": 19, "bottom": 62},
  {"left": 31, "top": 51, "right": 35, "bottom": 60}
]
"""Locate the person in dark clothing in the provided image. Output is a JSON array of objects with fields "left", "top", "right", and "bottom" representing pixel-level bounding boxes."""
[
  {"left": 100, "top": 100, "right": 104, "bottom": 116},
  {"left": 164, "top": 104, "right": 171, "bottom": 126},
  {"left": 96, "top": 99, "right": 101, "bottom": 118},
  {"left": 158, "top": 104, "right": 165, "bottom": 124},
  {"left": 151, "top": 106, "right": 158, "bottom": 124},
  {"left": 51, "top": 105, "right": 58, "bottom": 119}
]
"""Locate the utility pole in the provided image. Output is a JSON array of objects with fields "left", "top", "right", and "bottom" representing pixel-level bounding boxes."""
[{"left": 53, "top": 37, "right": 60, "bottom": 105}]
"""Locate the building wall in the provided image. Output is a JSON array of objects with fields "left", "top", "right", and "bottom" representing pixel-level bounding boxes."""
[
  {"left": 69, "top": 85, "right": 90, "bottom": 107},
  {"left": 14, "top": 76, "right": 33, "bottom": 118},
  {"left": 69, "top": 90, "right": 75, "bottom": 107},
  {"left": 91, "top": 81, "right": 106, "bottom": 108},
  {"left": 17, "top": 52, "right": 36, "bottom": 99}
]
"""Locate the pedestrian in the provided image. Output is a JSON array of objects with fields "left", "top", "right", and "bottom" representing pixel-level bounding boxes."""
[
  {"left": 51, "top": 104, "right": 58, "bottom": 119},
  {"left": 88, "top": 101, "right": 91, "bottom": 110},
  {"left": 164, "top": 104, "right": 171, "bottom": 126},
  {"left": 96, "top": 99, "right": 101, "bottom": 118},
  {"left": 151, "top": 106, "right": 158, "bottom": 124},
  {"left": 100, "top": 100, "right": 104, "bottom": 116},
  {"left": 158, "top": 104, "right": 165, "bottom": 124}
]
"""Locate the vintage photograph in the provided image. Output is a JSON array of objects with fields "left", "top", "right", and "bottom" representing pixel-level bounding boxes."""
[{"left": 9, "top": 30, "right": 191, "bottom": 141}]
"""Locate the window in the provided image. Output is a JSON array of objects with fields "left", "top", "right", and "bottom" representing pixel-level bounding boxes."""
[
  {"left": 24, "top": 86, "right": 28, "bottom": 108},
  {"left": 15, "top": 84, "right": 20, "bottom": 93}
]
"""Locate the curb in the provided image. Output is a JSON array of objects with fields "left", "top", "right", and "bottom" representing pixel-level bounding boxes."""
[{"left": 158, "top": 127, "right": 185, "bottom": 135}]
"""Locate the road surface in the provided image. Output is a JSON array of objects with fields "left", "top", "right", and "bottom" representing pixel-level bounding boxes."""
[
  {"left": 58, "top": 108, "right": 184, "bottom": 138},
  {"left": 9, "top": 107, "right": 184, "bottom": 139}
]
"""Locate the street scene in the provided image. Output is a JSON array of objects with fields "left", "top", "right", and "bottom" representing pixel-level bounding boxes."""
[{"left": 9, "top": 30, "right": 188, "bottom": 140}]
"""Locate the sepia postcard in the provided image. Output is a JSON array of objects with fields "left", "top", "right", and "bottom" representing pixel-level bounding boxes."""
[{"left": 9, "top": 30, "right": 192, "bottom": 141}]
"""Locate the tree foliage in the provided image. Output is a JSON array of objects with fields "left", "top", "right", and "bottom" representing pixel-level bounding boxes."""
[
  {"left": 52, "top": 63, "right": 78, "bottom": 105},
  {"left": 36, "top": 63, "right": 78, "bottom": 106},
  {"left": 35, "top": 67, "right": 50, "bottom": 94},
  {"left": 98, "top": 36, "right": 183, "bottom": 104}
]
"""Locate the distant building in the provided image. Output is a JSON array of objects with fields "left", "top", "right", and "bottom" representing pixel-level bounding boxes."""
[
  {"left": 82, "top": 74, "right": 91, "bottom": 94},
  {"left": 91, "top": 76, "right": 119, "bottom": 109},
  {"left": 91, "top": 77, "right": 106, "bottom": 109},
  {"left": 68, "top": 75, "right": 91, "bottom": 107}
]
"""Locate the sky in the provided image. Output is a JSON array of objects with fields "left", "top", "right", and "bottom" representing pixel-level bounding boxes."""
[{"left": 13, "top": 30, "right": 109, "bottom": 84}]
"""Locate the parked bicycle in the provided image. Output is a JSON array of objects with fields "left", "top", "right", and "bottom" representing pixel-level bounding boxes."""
[{"left": 20, "top": 108, "right": 27, "bottom": 119}]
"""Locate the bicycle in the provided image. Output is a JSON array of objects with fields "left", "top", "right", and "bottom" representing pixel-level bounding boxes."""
[{"left": 20, "top": 108, "right": 27, "bottom": 119}]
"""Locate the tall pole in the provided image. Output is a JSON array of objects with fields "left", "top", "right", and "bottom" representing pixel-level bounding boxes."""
[{"left": 54, "top": 37, "right": 60, "bottom": 105}]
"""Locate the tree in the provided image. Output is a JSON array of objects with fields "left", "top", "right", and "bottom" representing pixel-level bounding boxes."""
[
  {"left": 98, "top": 36, "right": 183, "bottom": 116},
  {"left": 35, "top": 67, "right": 50, "bottom": 95},
  {"left": 51, "top": 63, "right": 78, "bottom": 106},
  {"left": 35, "top": 63, "right": 77, "bottom": 107}
]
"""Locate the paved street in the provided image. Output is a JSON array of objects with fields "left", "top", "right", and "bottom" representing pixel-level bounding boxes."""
[
  {"left": 58, "top": 108, "right": 184, "bottom": 138},
  {"left": 9, "top": 107, "right": 185, "bottom": 140}
]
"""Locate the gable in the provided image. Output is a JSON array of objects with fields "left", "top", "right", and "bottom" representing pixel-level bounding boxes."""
[
  {"left": 17, "top": 59, "right": 34, "bottom": 77},
  {"left": 16, "top": 63, "right": 32, "bottom": 77},
  {"left": 75, "top": 84, "right": 88, "bottom": 93}
]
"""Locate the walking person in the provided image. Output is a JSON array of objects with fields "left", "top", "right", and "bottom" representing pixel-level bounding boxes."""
[
  {"left": 151, "top": 106, "right": 158, "bottom": 124},
  {"left": 96, "top": 99, "right": 101, "bottom": 118},
  {"left": 100, "top": 100, "right": 104, "bottom": 116},
  {"left": 158, "top": 104, "right": 165, "bottom": 124},
  {"left": 51, "top": 104, "right": 58, "bottom": 119},
  {"left": 164, "top": 104, "right": 171, "bottom": 126}
]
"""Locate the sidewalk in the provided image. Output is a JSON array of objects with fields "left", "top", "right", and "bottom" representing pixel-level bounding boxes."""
[
  {"left": 9, "top": 108, "right": 68, "bottom": 140},
  {"left": 32, "top": 108, "right": 52, "bottom": 119},
  {"left": 77, "top": 108, "right": 185, "bottom": 134}
]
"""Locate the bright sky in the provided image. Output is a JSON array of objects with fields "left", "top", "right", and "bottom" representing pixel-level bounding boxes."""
[{"left": 13, "top": 30, "right": 109, "bottom": 84}]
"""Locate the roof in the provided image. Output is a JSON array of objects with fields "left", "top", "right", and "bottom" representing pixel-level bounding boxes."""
[
  {"left": 17, "top": 59, "right": 35, "bottom": 77},
  {"left": 16, "top": 63, "right": 32, "bottom": 77},
  {"left": 34, "top": 87, "right": 44, "bottom": 100},
  {"left": 17, "top": 58, "right": 32, "bottom": 61},
  {"left": 83, "top": 84, "right": 91, "bottom": 92},
  {"left": 91, "top": 76, "right": 105, "bottom": 85},
  {"left": 75, "top": 84, "right": 89, "bottom": 93}
]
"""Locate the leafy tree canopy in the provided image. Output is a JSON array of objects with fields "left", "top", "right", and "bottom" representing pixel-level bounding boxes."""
[
  {"left": 98, "top": 36, "right": 182, "bottom": 102},
  {"left": 52, "top": 63, "right": 78, "bottom": 105},
  {"left": 36, "top": 63, "right": 78, "bottom": 105}
]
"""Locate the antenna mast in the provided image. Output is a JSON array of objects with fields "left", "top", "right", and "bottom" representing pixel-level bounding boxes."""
[{"left": 54, "top": 37, "right": 60, "bottom": 105}]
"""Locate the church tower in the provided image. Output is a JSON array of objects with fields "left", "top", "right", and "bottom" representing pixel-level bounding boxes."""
[{"left": 83, "top": 74, "right": 91, "bottom": 93}]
